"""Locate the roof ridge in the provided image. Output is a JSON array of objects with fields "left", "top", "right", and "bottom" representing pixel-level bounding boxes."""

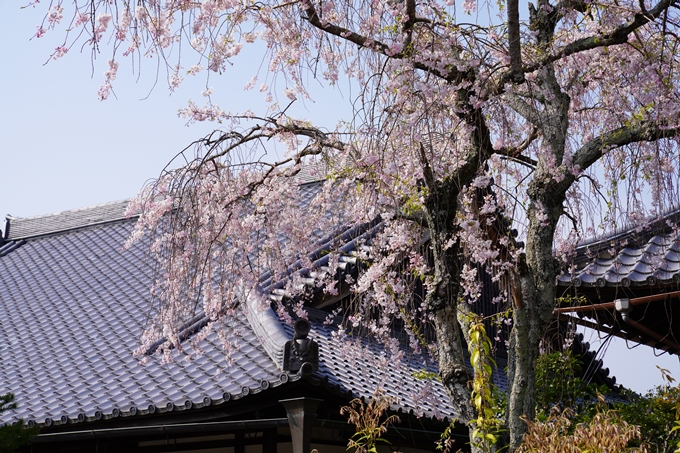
[
  {"left": 5, "top": 199, "right": 131, "bottom": 222},
  {"left": 4, "top": 199, "right": 134, "bottom": 241},
  {"left": 576, "top": 205, "right": 680, "bottom": 253}
]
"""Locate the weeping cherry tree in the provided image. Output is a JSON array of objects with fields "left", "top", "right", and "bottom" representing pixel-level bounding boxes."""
[{"left": 29, "top": 0, "right": 680, "bottom": 449}]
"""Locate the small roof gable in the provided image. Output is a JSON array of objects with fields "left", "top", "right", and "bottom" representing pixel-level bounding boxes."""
[{"left": 4, "top": 200, "right": 131, "bottom": 241}]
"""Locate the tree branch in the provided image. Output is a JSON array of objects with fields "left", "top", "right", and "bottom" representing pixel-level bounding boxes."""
[
  {"left": 393, "top": 209, "right": 427, "bottom": 226},
  {"left": 491, "top": 0, "right": 676, "bottom": 93},
  {"left": 403, "top": 0, "right": 417, "bottom": 48},
  {"left": 503, "top": 93, "right": 541, "bottom": 125},
  {"left": 300, "top": 1, "right": 389, "bottom": 53},
  {"left": 507, "top": 0, "right": 525, "bottom": 83},
  {"left": 300, "top": 0, "right": 471, "bottom": 83},
  {"left": 546, "top": 0, "right": 675, "bottom": 66},
  {"left": 572, "top": 119, "right": 680, "bottom": 173},
  {"left": 496, "top": 126, "right": 540, "bottom": 168}
]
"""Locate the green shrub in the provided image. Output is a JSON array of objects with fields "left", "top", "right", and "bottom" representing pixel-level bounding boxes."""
[
  {"left": 0, "top": 393, "right": 39, "bottom": 453},
  {"left": 535, "top": 350, "right": 609, "bottom": 420},
  {"left": 518, "top": 408, "right": 646, "bottom": 453},
  {"left": 614, "top": 386, "right": 680, "bottom": 453}
]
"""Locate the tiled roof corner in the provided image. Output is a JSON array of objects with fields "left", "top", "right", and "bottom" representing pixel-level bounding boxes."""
[{"left": 5, "top": 199, "right": 132, "bottom": 241}]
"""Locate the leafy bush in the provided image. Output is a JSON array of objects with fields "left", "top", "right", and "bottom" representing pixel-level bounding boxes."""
[
  {"left": 534, "top": 350, "right": 609, "bottom": 420},
  {"left": 518, "top": 408, "right": 646, "bottom": 453},
  {"left": 533, "top": 354, "right": 680, "bottom": 453},
  {"left": 614, "top": 385, "right": 680, "bottom": 453}
]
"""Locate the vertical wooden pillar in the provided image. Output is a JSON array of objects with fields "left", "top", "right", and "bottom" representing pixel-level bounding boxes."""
[
  {"left": 235, "top": 432, "right": 245, "bottom": 453},
  {"left": 280, "top": 398, "right": 322, "bottom": 453},
  {"left": 262, "top": 428, "right": 277, "bottom": 453}
]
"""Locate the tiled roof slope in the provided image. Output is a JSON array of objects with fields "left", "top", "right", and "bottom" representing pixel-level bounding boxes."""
[
  {"left": 0, "top": 220, "right": 290, "bottom": 426},
  {"left": 0, "top": 205, "right": 461, "bottom": 427},
  {"left": 297, "top": 309, "right": 471, "bottom": 421}
]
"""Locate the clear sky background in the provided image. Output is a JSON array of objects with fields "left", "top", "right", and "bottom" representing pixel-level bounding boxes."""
[{"left": 2, "top": 2, "right": 679, "bottom": 395}]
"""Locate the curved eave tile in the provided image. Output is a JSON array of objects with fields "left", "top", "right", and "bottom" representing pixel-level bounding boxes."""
[
  {"left": 559, "top": 232, "right": 680, "bottom": 288},
  {"left": 26, "top": 373, "right": 298, "bottom": 428}
]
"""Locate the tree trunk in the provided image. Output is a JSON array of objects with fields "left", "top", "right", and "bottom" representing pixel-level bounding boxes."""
[
  {"left": 421, "top": 174, "right": 478, "bottom": 450},
  {"left": 433, "top": 301, "right": 476, "bottom": 423},
  {"left": 425, "top": 210, "right": 477, "bottom": 427},
  {"left": 420, "top": 99, "right": 495, "bottom": 452},
  {"left": 428, "top": 237, "right": 482, "bottom": 453},
  {"left": 504, "top": 7, "right": 571, "bottom": 444},
  {"left": 506, "top": 226, "right": 559, "bottom": 450}
]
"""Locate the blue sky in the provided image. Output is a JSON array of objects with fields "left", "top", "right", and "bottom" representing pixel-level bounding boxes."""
[
  {"left": 2, "top": 2, "right": 679, "bottom": 394},
  {"left": 0, "top": 3, "right": 344, "bottom": 219},
  {"left": 1, "top": 4, "right": 216, "bottom": 218}
]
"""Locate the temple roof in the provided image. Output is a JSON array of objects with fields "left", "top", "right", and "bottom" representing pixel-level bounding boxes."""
[{"left": 0, "top": 198, "right": 463, "bottom": 428}]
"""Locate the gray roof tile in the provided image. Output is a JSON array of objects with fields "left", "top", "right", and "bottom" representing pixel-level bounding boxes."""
[{"left": 0, "top": 221, "right": 290, "bottom": 426}]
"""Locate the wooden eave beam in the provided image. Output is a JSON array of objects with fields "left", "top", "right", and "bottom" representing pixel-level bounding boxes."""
[
  {"left": 554, "top": 313, "right": 678, "bottom": 354},
  {"left": 553, "top": 290, "right": 680, "bottom": 314}
]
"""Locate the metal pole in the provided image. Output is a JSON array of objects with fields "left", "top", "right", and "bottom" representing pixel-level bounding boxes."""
[{"left": 280, "top": 398, "right": 322, "bottom": 453}]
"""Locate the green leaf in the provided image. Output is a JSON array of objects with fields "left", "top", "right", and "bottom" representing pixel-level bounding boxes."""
[
  {"left": 474, "top": 394, "right": 483, "bottom": 409},
  {"left": 470, "top": 349, "right": 480, "bottom": 367}
]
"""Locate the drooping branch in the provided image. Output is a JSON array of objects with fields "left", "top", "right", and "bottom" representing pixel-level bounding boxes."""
[
  {"left": 300, "top": 0, "right": 472, "bottom": 83},
  {"left": 197, "top": 118, "right": 346, "bottom": 164},
  {"left": 300, "top": 1, "right": 389, "bottom": 53},
  {"left": 495, "top": 126, "right": 540, "bottom": 168}
]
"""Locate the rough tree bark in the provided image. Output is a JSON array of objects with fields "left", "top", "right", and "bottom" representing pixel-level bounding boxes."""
[
  {"left": 503, "top": 0, "right": 680, "bottom": 448},
  {"left": 505, "top": 0, "right": 571, "bottom": 448},
  {"left": 418, "top": 103, "right": 496, "bottom": 449}
]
